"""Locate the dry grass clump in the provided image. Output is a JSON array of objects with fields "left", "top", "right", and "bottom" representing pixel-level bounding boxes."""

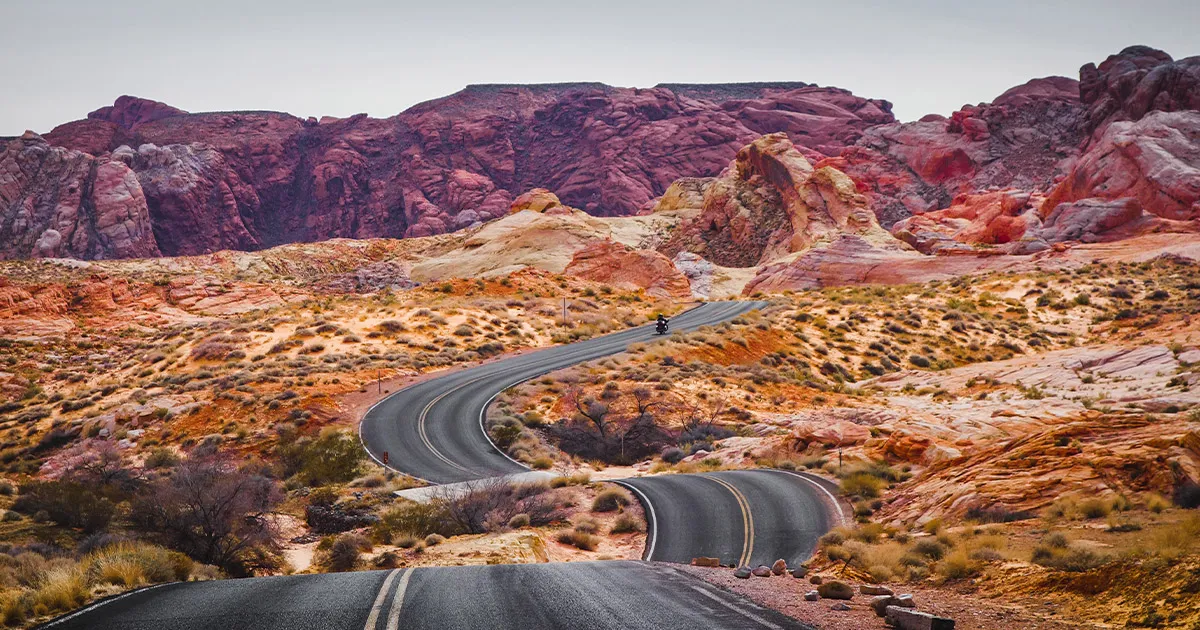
[
  {"left": 0, "top": 542, "right": 205, "bottom": 626},
  {"left": 556, "top": 528, "right": 600, "bottom": 551},
  {"left": 591, "top": 488, "right": 631, "bottom": 513}
]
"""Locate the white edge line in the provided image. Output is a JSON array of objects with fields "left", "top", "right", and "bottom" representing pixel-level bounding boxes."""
[
  {"left": 38, "top": 582, "right": 172, "bottom": 628},
  {"left": 769, "top": 469, "right": 847, "bottom": 524},
  {"left": 668, "top": 568, "right": 786, "bottom": 630},
  {"left": 613, "top": 480, "right": 658, "bottom": 562}
]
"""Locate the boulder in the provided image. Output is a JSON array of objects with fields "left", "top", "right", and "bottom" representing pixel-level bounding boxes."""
[
  {"left": 691, "top": 557, "right": 721, "bottom": 568},
  {"left": 803, "top": 591, "right": 819, "bottom": 602},
  {"left": 734, "top": 566, "right": 753, "bottom": 579},
  {"left": 770, "top": 559, "right": 788, "bottom": 576},
  {"left": 870, "top": 593, "right": 915, "bottom": 617},
  {"left": 816, "top": 580, "right": 855, "bottom": 600},
  {"left": 790, "top": 567, "right": 808, "bottom": 578},
  {"left": 809, "top": 575, "right": 823, "bottom": 585},
  {"left": 751, "top": 565, "right": 773, "bottom": 577},
  {"left": 510, "top": 188, "right": 564, "bottom": 214},
  {"left": 885, "top": 606, "right": 955, "bottom": 630}
]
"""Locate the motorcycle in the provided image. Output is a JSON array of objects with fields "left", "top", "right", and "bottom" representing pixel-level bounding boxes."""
[{"left": 655, "top": 320, "right": 669, "bottom": 335}]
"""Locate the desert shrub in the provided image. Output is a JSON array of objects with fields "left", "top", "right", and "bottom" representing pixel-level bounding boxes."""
[
  {"left": 1078, "top": 498, "right": 1113, "bottom": 519},
  {"left": 33, "top": 566, "right": 88, "bottom": 615},
  {"left": 572, "top": 518, "right": 600, "bottom": 535},
  {"left": 913, "top": 539, "right": 948, "bottom": 560},
  {"left": 556, "top": 530, "right": 599, "bottom": 551},
  {"left": 321, "top": 533, "right": 369, "bottom": 572},
  {"left": 424, "top": 534, "right": 445, "bottom": 546},
  {"left": 908, "top": 354, "right": 931, "bottom": 368},
  {"left": 819, "top": 530, "right": 846, "bottom": 547},
  {"left": 937, "top": 549, "right": 981, "bottom": 579},
  {"left": 377, "top": 501, "right": 455, "bottom": 540},
  {"left": 1145, "top": 493, "right": 1171, "bottom": 513},
  {"left": 277, "top": 428, "right": 364, "bottom": 486},
  {"left": 840, "top": 473, "right": 885, "bottom": 499},
  {"left": 1032, "top": 544, "right": 1108, "bottom": 572},
  {"left": 591, "top": 488, "right": 631, "bottom": 513},
  {"left": 550, "top": 474, "right": 591, "bottom": 488},
  {"left": 85, "top": 541, "right": 194, "bottom": 586},
  {"left": 144, "top": 447, "right": 182, "bottom": 469},
  {"left": 190, "top": 341, "right": 236, "bottom": 361},
  {"left": 610, "top": 514, "right": 642, "bottom": 534},
  {"left": 131, "top": 454, "right": 283, "bottom": 577},
  {"left": 13, "top": 480, "right": 115, "bottom": 533},
  {"left": 660, "top": 447, "right": 685, "bottom": 464},
  {"left": 507, "top": 513, "right": 530, "bottom": 529}
]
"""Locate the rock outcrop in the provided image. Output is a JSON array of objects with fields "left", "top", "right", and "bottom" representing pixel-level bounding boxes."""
[
  {"left": 563, "top": 240, "right": 692, "bottom": 298},
  {"left": 881, "top": 46, "right": 1199, "bottom": 253},
  {"left": 832, "top": 76, "right": 1086, "bottom": 227},
  {"left": 16, "top": 84, "right": 891, "bottom": 260},
  {"left": 0, "top": 133, "right": 160, "bottom": 260},
  {"left": 660, "top": 133, "right": 899, "bottom": 267}
]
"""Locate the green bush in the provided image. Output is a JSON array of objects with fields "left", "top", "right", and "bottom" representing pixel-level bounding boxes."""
[{"left": 278, "top": 428, "right": 364, "bottom": 486}]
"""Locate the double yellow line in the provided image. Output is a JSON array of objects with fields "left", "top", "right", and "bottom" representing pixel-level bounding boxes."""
[
  {"left": 707, "top": 475, "right": 755, "bottom": 567},
  {"left": 416, "top": 375, "right": 490, "bottom": 475}
]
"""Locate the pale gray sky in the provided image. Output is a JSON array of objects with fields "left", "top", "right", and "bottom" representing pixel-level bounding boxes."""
[{"left": 2, "top": 0, "right": 1196, "bottom": 136}]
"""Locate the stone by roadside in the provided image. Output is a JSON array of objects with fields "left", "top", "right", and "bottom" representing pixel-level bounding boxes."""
[{"left": 678, "top": 565, "right": 1096, "bottom": 630}]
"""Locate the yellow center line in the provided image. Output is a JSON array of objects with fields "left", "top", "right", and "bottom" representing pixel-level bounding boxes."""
[
  {"left": 416, "top": 374, "right": 492, "bottom": 475},
  {"left": 707, "top": 475, "right": 754, "bottom": 567}
]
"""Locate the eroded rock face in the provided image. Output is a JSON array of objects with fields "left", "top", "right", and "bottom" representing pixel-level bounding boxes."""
[
  {"left": 0, "top": 133, "right": 159, "bottom": 260},
  {"left": 1042, "top": 111, "right": 1200, "bottom": 225},
  {"left": 563, "top": 240, "right": 692, "bottom": 298},
  {"left": 833, "top": 76, "right": 1086, "bottom": 227},
  {"left": 660, "top": 133, "right": 896, "bottom": 266},
  {"left": 26, "top": 84, "right": 890, "bottom": 259},
  {"left": 1080, "top": 45, "right": 1200, "bottom": 138}
]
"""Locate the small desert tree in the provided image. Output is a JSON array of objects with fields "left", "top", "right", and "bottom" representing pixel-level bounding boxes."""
[{"left": 131, "top": 452, "right": 283, "bottom": 576}]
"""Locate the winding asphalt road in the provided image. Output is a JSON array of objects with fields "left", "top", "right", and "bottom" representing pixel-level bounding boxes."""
[
  {"left": 46, "top": 301, "right": 839, "bottom": 629},
  {"left": 360, "top": 298, "right": 842, "bottom": 567},
  {"left": 360, "top": 301, "right": 768, "bottom": 484},
  {"left": 44, "top": 562, "right": 810, "bottom": 630}
]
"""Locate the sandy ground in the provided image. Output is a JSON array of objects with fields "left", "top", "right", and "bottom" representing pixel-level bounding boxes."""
[{"left": 681, "top": 565, "right": 1092, "bottom": 630}]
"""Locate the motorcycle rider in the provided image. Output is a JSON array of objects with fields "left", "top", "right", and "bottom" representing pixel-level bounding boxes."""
[{"left": 655, "top": 313, "right": 669, "bottom": 335}]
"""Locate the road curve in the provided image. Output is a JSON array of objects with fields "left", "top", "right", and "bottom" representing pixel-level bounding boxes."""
[
  {"left": 617, "top": 470, "right": 843, "bottom": 567},
  {"left": 42, "top": 562, "right": 811, "bottom": 630},
  {"left": 360, "top": 300, "right": 767, "bottom": 484}
]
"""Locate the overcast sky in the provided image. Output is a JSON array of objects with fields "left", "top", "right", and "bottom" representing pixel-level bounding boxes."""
[{"left": 2, "top": 0, "right": 1196, "bottom": 136}]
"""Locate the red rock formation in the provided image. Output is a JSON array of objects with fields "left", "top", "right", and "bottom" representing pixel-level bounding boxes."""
[
  {"left": 890, "top": 190, "right": 1044, "bottom": 254},
  {"left": 1040, "top": 47, "right": 1200, "bottom": 237},
  {"left": 88, "top": 95, "right": 187, "bottom": 130},
  {"left": 660, "top": 133, "right": 896, "bottom": 267},
  {"left": 1079, "top": 45, "right": 1200, "bottom": 139},
  {"left": 22, "top": 83, "right": 890, "bottom": 259},
  {"left": 0, "top": 133, "right": 160, "bottom": 260},
  {"left": 563, "top": 240, "right": 692, "bottom": 299},
  {"left": 743, "top": 235, "right": 1032, "bottom": 294},
  {"left": 833, "top": 76, "right": 1085, "bottom": 227}
]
